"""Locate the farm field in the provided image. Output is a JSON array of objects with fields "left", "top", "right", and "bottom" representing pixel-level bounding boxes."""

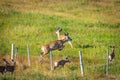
[{"left": 0, "top": 0, "right": 120, "bottom": 80}]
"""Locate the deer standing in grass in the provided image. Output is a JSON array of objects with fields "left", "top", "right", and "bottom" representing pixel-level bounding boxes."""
[
  {"left": 56, "top": 27, "right": 73, "bottom": 48},
  {"left": 40, "top": 33, "right": 72, "bottom": 63},
  {"left": 0, "top": 58, "right": 10, "bottom": 74},
  {"left": 3, "top": 58, "right": 16, "bottom": 74},
  {"left": 108, "top": 46, "right": 115, "bottom": 62},
  {"left": 54, "top": 57, "right": 70, "bottom": 69}
]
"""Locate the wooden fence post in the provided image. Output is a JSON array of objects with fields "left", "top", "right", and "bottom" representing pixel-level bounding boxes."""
[
  {"left": 50, "top": 51, "right": 53, "bottom": 70},
  {"left": 11, "top": 43, "right": 14, "bottom": 60},
  {"left": 27, "top": 45, "right": 30, "bottom": 66},
  {"left": 106, "top": 49, "right": 109, "bottom": 76},
  {"left": 15, "top": 47, "right": 18, "bottom": 60},
  {"left": 79, "top": 51, "right": 84, "bottom": 77}
]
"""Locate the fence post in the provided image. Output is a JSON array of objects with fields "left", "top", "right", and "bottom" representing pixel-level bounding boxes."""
[
  {"left": 27, "top": 45, "right": 30, "bottom": 66},
  {"left": 79, "top": 51, "right": 84, "bottom": 77},
  {"left": 11, "top": 43, "right": 14, "bottom": 60},
  {"left": 50, "top": 51, "right": 53, "bottom": 70},
  {"left": 15, "top": 47, "right": 18, "bottom": 61},
  {"left": 106, "top": 49, "right": 109, "bottom": 76}
]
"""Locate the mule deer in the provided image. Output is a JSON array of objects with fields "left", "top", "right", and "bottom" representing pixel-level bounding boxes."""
[
  {"left": 3, "top": 58, "right": 16, "bottom": 74},
  {"left": 54, "top": 57, "right": 70, "bottom": 69},
  {"left": 0, "top": 58, "right": 10, "bottom": 74},
  {"left": 56, "top": 27, "right": 73, "bottom": 48},
  {"left": 109, "top": 46, "right": 115, "bottom": 62},
  {"left": 40, "top": 33, "right": 72, "bottom": 63}
]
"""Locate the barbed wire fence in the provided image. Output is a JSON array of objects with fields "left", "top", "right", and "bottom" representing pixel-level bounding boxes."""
[{"left": 9, "top": 43, "right": 120, "bottom": 78}]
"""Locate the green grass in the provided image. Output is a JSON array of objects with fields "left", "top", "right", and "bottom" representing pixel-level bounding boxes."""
[{"left": 0, "top": 0, "right": 120, "bottom": 80}]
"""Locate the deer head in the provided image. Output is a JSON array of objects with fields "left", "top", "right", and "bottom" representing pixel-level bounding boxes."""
[
  {"left": 56, "top": 27, "right": 62, "bottom": 35},
  {"left": 56, "top": 27, "right": 73, "bottom": 48}
]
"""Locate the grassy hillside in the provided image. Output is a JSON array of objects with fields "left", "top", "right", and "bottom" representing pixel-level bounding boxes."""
[{"left": 0, "top": 0, "right": 120, "bottom": 80}]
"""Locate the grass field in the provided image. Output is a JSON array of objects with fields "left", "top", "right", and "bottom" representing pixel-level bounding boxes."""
[{"left": 0, "top": 0, "right": 120, "bottom": 80}]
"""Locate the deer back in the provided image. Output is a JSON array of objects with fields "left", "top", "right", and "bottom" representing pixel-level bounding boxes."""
[{"left": 44, "top": 40, "right": 63, "bottom": 50}]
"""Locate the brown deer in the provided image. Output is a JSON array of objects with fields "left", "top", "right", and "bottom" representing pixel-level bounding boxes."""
[
  {"left": 108, "top": 46, "right": 115, "bottom": 62},
  {"left": 54, "top": 57, "right": 70, "bottom": 69},
  {"left": 40, "top": 33, "right": 72, "bottom": 63},
  {"left": 56, "top": 27, "right": 73, "bottom": 48},
  {"left": 3, "top": 58, "right": 16, "bottom": 74},
  {"left": 0, "top": 58, "right": 10, "bottom": 74}
]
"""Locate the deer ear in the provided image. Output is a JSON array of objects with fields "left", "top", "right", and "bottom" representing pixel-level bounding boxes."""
[
  {"left": 60, "top": 28, "right": 62, "bottom": 32},
  {"left": 64, "top": 32, "right": 69, "bottom": 36},
  {"left": 57, "top": 27, "right": 60, "bottom": 30},
  {"left": 113, "top": 46, "right": 115, "bottom": 48},
  {"left": 57, "top": 27, "right": 62, "bottom": 32},
  {"left": 65, "top": 56, "right": 68, "bottom": 59}
]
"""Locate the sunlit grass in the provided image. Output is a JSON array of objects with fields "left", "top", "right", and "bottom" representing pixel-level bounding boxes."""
[{"left": 0, "top": 0, "right": 120, "bottom": 80}]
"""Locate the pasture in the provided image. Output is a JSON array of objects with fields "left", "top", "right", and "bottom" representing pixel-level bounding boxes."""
[{"left": 0, "top": 0, "right": 120, "bottom": 80}]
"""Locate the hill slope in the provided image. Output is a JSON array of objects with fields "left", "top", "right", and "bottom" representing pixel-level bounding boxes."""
[{"left": 0, "top": 0, "right": 120, "bottom": 80}]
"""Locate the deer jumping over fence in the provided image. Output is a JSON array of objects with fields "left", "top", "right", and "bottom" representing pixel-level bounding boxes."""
[
  {"left": 40, "top": 33, "right": 72, "bottom": 63},
  {"left": 56, "top": 27, "right": 73, "bottom": 48},
  {"left": 54, "top": 57, "right": 70, "bottom": 69}
]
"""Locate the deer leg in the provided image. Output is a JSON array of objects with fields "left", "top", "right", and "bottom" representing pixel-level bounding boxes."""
[
  {"left": 58, "top": 45, "right": 65, "bottom": 51},
  {"left": 39, "top": 52, "right": 44, "bottom": 64},
  {"left": 11, "top": 71, "right": 13, "bottom": 75},
  {"left": 53, "top": 66, "right": 56, "bottom": 70},
  {"left": 41, "top": 51, "right": 44, "bottom": 55},
  {"left": 4, "top": 69, "right": 7, "bottom": 73},
  {"left": 39, "top": 55, "right": 44, "bottom": 64}
]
